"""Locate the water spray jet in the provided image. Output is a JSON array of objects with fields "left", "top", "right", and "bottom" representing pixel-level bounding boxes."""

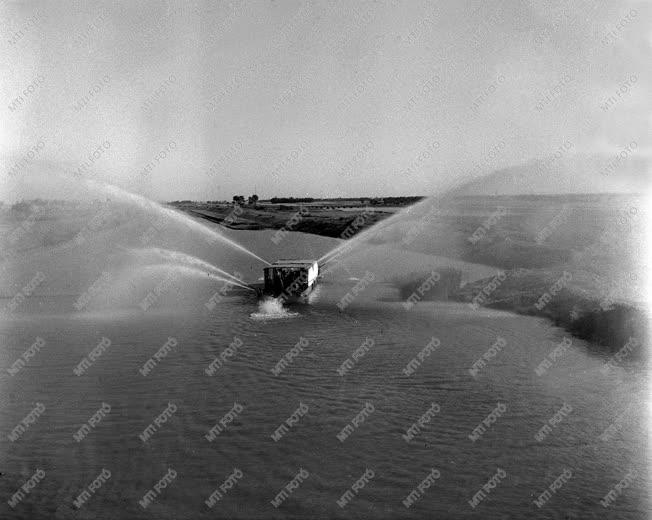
[
  {"left": 82, "top": 179, "right": 271, "bottom": 265},
  {"left": 130, "top": 247, "right": 249, "bottom": 287},
  {"left": 317, "top": 196, "right": 440, "bottom": 270}
]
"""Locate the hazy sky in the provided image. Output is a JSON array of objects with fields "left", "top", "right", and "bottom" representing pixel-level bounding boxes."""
[{"left": 2, "top": 0, "right": 650, "bottom": 200}]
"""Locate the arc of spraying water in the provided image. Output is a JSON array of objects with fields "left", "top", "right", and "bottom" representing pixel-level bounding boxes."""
[
  {"left": 129, "top": 247, "right": 249, "bottom": 286},
  {"left": 82, "top": 179, "right": 271, "bottom": 265},
  {"left": 142, "top": 263, "right": 255, "bottom": 291},
  {"left": 317, "top": 198, "right": 431, "bottom": 266},
  {"left": 318, "top": 175, "right": 484, "bottom": 268}
]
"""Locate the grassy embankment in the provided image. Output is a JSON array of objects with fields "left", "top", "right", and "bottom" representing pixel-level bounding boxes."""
[
  {"left": 170, "top": 200, "right": 397, "bottom": 238},
  {"left": 391, "top": 195, "right": 647, "bottom": 354}
]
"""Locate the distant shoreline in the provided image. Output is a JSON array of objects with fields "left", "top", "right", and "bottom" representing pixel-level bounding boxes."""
[
  {"left": 453, "top": 270, "right": 647, "bottom": 355},
  {"left": 171, "top": 201, "right": 395, "bottom": 239},
  {"left": 392, "top": 266, "right": 647, "bottom": 354}
]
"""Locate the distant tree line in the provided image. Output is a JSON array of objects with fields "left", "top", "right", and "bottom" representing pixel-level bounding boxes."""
[
  {"left": 232, "top": 194, "right": 259, "bottom": 205},
  {"left": 369, "top": 196, "right": 424, "bottom": 205},
  {"left": 269, "top": 197, "right": 315, "bottom": 203},
  {"left": 171, "top": 195, "right": 423, "bottom": 206},
  {"left": 266, "top": 196, "right": 423, "bottom": 205}
]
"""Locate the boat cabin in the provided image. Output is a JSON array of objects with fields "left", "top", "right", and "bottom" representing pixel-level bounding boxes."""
[{"left": 263, "top": 259, "right": 319, "bottom": 297}]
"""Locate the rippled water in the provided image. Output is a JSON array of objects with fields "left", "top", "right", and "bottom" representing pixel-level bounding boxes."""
[{"left": 0, "top": 215, "right": 649, "bottom": 519}]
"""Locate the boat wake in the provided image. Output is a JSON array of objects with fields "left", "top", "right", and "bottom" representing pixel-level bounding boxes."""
[{"left": 250, "top": 297, "right": 299, "bottom": 320}]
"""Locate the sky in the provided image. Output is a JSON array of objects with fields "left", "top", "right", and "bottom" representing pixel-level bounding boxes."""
[{"left": 1, "top": 0, "right": 650, "bottom": 200}]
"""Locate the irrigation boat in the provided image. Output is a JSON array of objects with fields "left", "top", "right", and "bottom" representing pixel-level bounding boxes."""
[{"left": 259, "top": 259, "right": 319, "bottom": 300}]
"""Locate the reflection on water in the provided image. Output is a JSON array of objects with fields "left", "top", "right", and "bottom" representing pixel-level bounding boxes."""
[{"left": 0, "top": 199, "right": 648, "bottom": 519}]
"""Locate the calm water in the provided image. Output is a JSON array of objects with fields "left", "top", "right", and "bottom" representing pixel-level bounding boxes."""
[{"left": 0, "top": 209, "right": 649, "bottom": 519}]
